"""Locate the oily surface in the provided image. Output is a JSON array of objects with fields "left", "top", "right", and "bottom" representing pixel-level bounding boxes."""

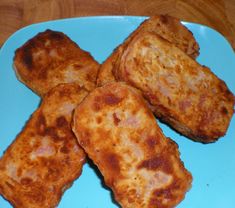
[
  {"left": 72, "top": 82, "right": 192, "bottom": 208},
  {"left": 0, "top": 83, "right": 88, "bottom": 208},
  {"left": 115, "top": 32, "right": 234, "bottom": 143},
  {"left": 97, "top": 15, "right": 199, "bottom": 86},
  {"left": 14, "top": 29, "right": 99, "bottom": 97}
]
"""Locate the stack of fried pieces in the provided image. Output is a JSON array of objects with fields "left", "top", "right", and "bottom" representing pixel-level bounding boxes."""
[{"left": 0, "top": 15, "right": 234, "bottom": 208}]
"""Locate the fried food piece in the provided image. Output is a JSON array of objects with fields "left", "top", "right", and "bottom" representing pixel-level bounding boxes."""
[
  {"left": 97, "top": 15, "right": 199, "bottom": 86},
  {"left": 14, "top": 29, "right": 99, "bottom": 97},
  {"left": 72, "top": 82, "right": 192, "bottom": 208},
  {"left": 114, "top": 32, "right": 234, "bottom": 143},
  {"left": 0, "top": 83, "right": 88, "bottom": 208}
]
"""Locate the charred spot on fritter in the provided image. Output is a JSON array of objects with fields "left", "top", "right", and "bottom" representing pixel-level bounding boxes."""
[
  {"left": 60, "top": 145, "right": 70, "bottom": 154},
  {"left": 221, "top": 106, "right": 228, "bottom": 115},
  {"left": 20, "top": 177, "right": 33, "bottom": 185},
  {"left": 137, "top": 155, "right": 172, "bottom": 173},
  {"left": 146, "top": 136, "right": 159, "bottom": 148},
  {"left": 73, "top": 63, "right": 83, "bottom": 69},
  {"left": 0, "top": 184, "right": 3, "bottom": 192},
  {"left": 226, "top": 89, "right": 235, "bottom": 103},
  {"left": 93, "top": 92, "right": 123, "bottom": 110},
  {"left": 150, "top": 180, "right": 181, "bottom": 207},
  {"left": 22, "top": 46, "right": 34, "bottom": 69},
  {"left": 113, "top": 113, "right": 121, "bottom": 125},
  {"left": 102, "top": 152, "right": 121, "bottom": 178},
  {"left": 96, "top": 116, "right": 102, "bottom": 124},
  {"left": 5, "top": 182, "right": 14, "bottom": 189},
  {"left": 62, "top": 137, "right": 76, "bottom": 154},
  {"left": 217, "top": 81, "right": 227, "bottom": 92},
  {"left": 36, "top": 113, "right": 46, "bottom": 135},
  {"left": 45, "top": 126, "right": 57, "bottom": 137},
  {"left": 86, "top": 73, "right": 93, "bottom": 82},
  {"left": 103, "top": 93, "right": 123, "bottom": 105},
  {"left": 159, "top": 15, "right": 169, "bottom": 24},
  {"left": 47, "top": 30, "right": 66, "bottom": 41},
  {"left": 45, "top": 125, "right": 72, "bottom": 142},
  {"left": 41, "top": 159, "right": 61, "bottom": 181},
  {"left": 93, "top": 96, "right": 102, "bottom": 111},
  {"left": 149, "top": 189, "right": 172, "bottom": 208},
  {"left": 56, "top": 116, "right": 68, "bottom": 128}
]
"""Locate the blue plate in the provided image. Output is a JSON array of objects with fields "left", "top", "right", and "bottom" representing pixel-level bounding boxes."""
[{"left": 0, "top": 16, "right": 235, "bottom": 208}]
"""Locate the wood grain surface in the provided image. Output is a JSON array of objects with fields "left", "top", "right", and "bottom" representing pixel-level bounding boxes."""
[{"left": 0, "top": 0, "right": 235, "bottom": 50}]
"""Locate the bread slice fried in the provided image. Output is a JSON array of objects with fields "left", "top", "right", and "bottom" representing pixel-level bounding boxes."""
[
  {"left": 14, "top": 29, "right": 99, "bottom": 97},
  {"left": 0, "top": 83, "right": 88, "bottom": 208},
  {"left": 72, "top": 82, "right": 192, "bottom": 208},
  {"left": 97, "top": 15, "right": 199, "bottom": 86},
  {"left": 114, "top": 32, "right": 234, "bottom": 143}
]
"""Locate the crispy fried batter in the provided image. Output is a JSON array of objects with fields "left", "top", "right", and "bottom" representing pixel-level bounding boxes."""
[
  {"left": 114, "top": 32, "right": 234, "bottom": 143},
  {"left": 14, "top": 29, "right": 99, "bottom": 96},
  {"left": 72, "top": 82, "right": 192, "bottom": 208},
  {"left": 97, "top": 15, "right": 199, "bottom": 86},
  {"left": 0, "top": 83, "right": 88, "bottom": 208}
]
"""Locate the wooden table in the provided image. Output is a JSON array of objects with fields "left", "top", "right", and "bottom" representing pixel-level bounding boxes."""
[{"left": 0, "top": 0, "right": 235, "bottom": 50}]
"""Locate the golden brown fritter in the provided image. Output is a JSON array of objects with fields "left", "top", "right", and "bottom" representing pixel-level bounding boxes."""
[
  {"left": 72, "top": 82, "right": 192, "bottom": 208},
  {"left": 114, "top": 32, "right": 234, "bottom": 143},
  {"left": 14, "top": 29, "right": 99, "bottom": 97},
  {"left": 97, "top": 15, "right": 199, "bottom": 86},
  {"left": 0, "top": 83, "right": 88, "bottom": 208}
]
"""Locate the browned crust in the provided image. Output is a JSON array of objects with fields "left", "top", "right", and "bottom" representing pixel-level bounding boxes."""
[
  {"left": 115, "top": 32, "right": 234, "bottom": 143},
  {"left": 14, "top": 29, "right": 100, "bottom": 97},
  {"left": 72, "top": 82, "right": 192, "bottom": 208},
  {"left": 0, "top": 83, "right": 88, "bottom": 208},
  {"left": 97, "top": 15, "right": 200, "bottom": 87}
]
